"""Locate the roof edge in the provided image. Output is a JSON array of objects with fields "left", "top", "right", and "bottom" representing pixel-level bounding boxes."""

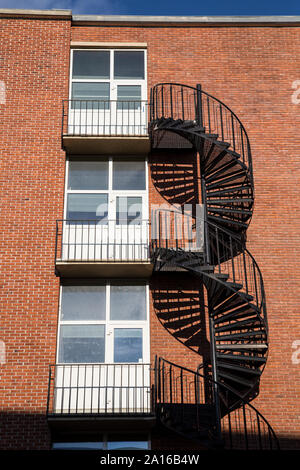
[
  {"left": 0, "top": 9, "right": 72, "bottom": 19},
  {"left": 1, "top": 11, "right": 300, "bottom": 25},
  {"left": 72, "top": 14, "right": 300, "bottom": 25}
]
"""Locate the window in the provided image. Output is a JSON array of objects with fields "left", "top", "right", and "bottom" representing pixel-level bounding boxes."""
[
  {"left": 52, "top": 434, "right": 150, "bottom": 450},
  {"left": 65, "top": 156, "right": 147, "bottom": 223},
  {"left": 62, "top": 157, "right": 149, "bottom": 262},
  {"left": 69, "top": 49, "right": 147, "bottom": 135},
  {"left": 70, "top": 49, "right": 146, "bottom": 106},
  {"left": 57, "top": 282, "right": 149, "bottom": 365}
]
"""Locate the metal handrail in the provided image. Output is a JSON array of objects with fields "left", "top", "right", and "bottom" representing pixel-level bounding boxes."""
[
  {"left": 150, "top": 207, "right": 267, "bottom": 328},
  {"left": 156, "top": 357, "right": 279, "bottom": 450},
  {"left": 151, "top": 83, "right": 253, "bottom": 180},
  {"left": 55, "top": 218, "right": 150, "bottom": 264},
  {"left": 47, "top": 362, "right": 153, "bottom": 416},
  {"left": 62, "top": 99, "right": 149, "bottom": 137}
]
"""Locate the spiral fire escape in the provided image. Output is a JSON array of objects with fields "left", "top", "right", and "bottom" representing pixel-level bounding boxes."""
[{"left": 149, "top": 83, "right": 279, "bottom": 449}]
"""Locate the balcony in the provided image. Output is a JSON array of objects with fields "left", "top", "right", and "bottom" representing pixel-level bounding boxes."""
[
  {"left": 61, "top": 100, "right": 151, "bottom": 154},
  {"left": 47, "top": 363, "right": 155, "bottom": 433},
  {"left": 54, "top": 219, "right": 153, "bottom": 278}
]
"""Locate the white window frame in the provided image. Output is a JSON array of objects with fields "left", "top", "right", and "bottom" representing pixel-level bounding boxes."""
[
  {"left": 64, "top": 155, "right": 149, "bottom": 223},
  {"left": 56, "top": 281, "right": 150, "bottom": 365},
  {"left": 69, "top": 48, "right": 147, "bottom": 103}
]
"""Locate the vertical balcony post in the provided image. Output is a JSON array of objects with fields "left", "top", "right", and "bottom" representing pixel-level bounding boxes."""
[{"left": 196, "top": 84, "right": 203, "bottom": 128}]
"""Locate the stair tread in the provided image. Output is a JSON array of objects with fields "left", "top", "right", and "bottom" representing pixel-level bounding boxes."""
[
  {"left": 217, "top": 361, "right": 262, "bottom": 376},
  {"left": 218, "top": 370, "right": 256, "bottom": 387},
  {"left": 216, "top": 353, "right": 266, "bottom": 363},
  {"left": 216, "top": 343, "right": 268, "bottom": 350},
  {"left": 215, "top": 330, "right": 266, "bottom": 341},
  {"left": 214, "top": 317, "right": 262, "bottom": 333}
]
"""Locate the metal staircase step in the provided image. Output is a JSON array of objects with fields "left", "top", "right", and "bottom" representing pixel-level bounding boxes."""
[
  {"left": 213, "top": 306, "right": 259, "bottom": 324},
  {"left": 216, "top": 343, "right": 268, "bottom": 351},
  {"left": 156, "top": 117, "right": 179, "bottom": 128},
  {"left": 212, "top": 298, "right": 258, "bottom": 317},
  {"left": 217, "top": 361, "right": 262, "bottom": 376},
  {"left": 215, "top": 330, "right": 266, "bottom": 341},
  {"left": 204, "top": 149, "right": 232, "bottom": 175},
  {"left": 214, "top": 317, "right": 262, "bottom": 333},
  {"left": 206, "top": 171, "right": 247, "bottom": 190},
  {"left": 207, "top": 198, "right": 253, "bottom": 205},
  {"left": 212, "top": 293, "right": 249, "bottom": 314},
  {"left": 208, "top": 207, "right": 252, "bottom": 216},
  {"left": 207, "top": 214, "right": 248, "bottom": 229},
  {"left": 206, "top": 185, "right": 252, "bottom": 197},
  {"left": 216, "top": 353, "right": 267, "bottom": 364},
  {"left": 201, "top": 132, "right": 219, "bottom": 140},
  {"left": 205, "top": 159, "right": 246, "bottom": 181},
  {"left": 165, "top": 119, "right": 184, "bottom": 128},
  {"left": 218, "top": 370, "right": 256, "bottom": 388}
]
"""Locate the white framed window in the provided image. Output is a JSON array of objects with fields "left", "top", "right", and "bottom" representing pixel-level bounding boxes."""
[
  {"left": 70, "top": 49, "right": 147, "bottom": 101},
  {"left": 61, "top": 156, "right": 149, "bottom": 262},
  {"left": 69, "top": 49, "right": 147, "bottom": 136},
  {"left": 57, "top": 281, "right": 150, "bottom": 365},
  {"left": 53, "top": 282, "right": 151, "bottom": 414},
  {"left": 65, "top": 156, "right": 148, "bottom": 223}
]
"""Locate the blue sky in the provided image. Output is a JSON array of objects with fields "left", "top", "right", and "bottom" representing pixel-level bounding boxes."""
[{"left": 0, "top": 0, "right": 299, "bottom": 15}]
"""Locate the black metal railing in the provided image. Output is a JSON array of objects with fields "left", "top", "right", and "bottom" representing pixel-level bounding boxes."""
[
  {"left": 47, "top": 363, "right": 153, "bottom": 416},
  {"left": 62, "top": 100, "right": 148, "bottom": 137},
  {"left": 150, "top": 208, "right": 267, "bottom": 326},
  {"left": 151, "top": 83, "right": 253, "bottom": 176},
  {"left": 55, "top": 219, "right": 150, "bottom": 264},
  {"left": 156, "top": 357, "right": 279, "bottom": 450}
]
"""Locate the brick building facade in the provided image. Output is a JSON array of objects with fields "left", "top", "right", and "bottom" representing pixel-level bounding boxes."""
[{"left": 0, "top": 9, "right": 299, "bottom": 450}]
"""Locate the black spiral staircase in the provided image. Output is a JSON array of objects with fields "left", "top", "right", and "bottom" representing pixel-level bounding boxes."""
[{"left": 149, "top": 83, "right": 279, "bottom": 449}]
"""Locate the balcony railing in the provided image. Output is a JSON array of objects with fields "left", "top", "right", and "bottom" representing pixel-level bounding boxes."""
[
  {"left": 62, "top": 100, "right": 149, "bottom": 137},
  {"left": 55, "top": 219, "right": 150, "bottom": 264},
  {"left": 47, "top": 363, "right": 153, "bottom": 416}
]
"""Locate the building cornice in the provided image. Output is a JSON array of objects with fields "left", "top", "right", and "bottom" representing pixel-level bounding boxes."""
[
  {"left": 0, "top": 9, "right": 72, "bottom": 19},
  {"left": 72, "top": 15, "right": 300, "bottom": 26},
  {"left": 1, "top": 10, "right": 300, "bottom": 26}
]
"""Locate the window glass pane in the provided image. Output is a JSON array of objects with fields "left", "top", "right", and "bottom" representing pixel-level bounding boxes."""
[
  {"left": 72, "top": 50, "right": 110, "bottom": 79},
  {"left": 114, "top": 329, "right": 143, "bottom": 363},
  {"left": 61, "top": 286, "right": 106, "bottom": 321},
  {"left": 68, "top": 160, "right": 108, "bottom": 190},
  {"left": 71, "top": 82, "right": 110, "bottom": 109},
  {"left": 67, "top": 194, "right": 108, "bottom": 222},
  {"left": 108, "top": 440, "right": 148, "bottom": 450},
  {"left": 114, "top": 51, "right": 144, "bottom": 79},
  {"left": 116, "top": 197, "right": 142, "bottom": 225},
  {"left": 59, "top": 325, "right": 105, "bottom": 363},
  {"left": 117, "top": 85, "right": 141, "bottom": 110},
  {"left": 110, "top": 285, "right": 146, "bottom": 320},
  {"left": 113, "top": 160, "right": 145, "bottom": 190},
  {"left": 53, "top": 442, "right": 104, "bottom": 450}
]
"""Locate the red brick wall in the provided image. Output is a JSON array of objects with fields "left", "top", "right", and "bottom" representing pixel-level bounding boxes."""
[
  {"left": 0, "top": 17, "right": 299, "bottom": 450},
  {"left": 72, "top": 23, "right": 300, "bottom": 449},
  {"left": 0, "top": 17, "right": 71, "bottom": 449}
]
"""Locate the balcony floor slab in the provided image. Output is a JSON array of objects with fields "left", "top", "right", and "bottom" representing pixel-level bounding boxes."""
[
  {"left": 55, "top": 260, "right": 153, "bottom": 278},
  {"left": 62, "top": 135, "right": 151, "bottom": 154}
]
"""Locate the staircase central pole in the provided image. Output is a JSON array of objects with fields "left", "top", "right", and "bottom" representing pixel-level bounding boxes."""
[
  {"left": 209, "top": 314, "right": 222, "bottom": 443},
  {"left": 201, "top": 174, "right": 222, "bottom": 444}
]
